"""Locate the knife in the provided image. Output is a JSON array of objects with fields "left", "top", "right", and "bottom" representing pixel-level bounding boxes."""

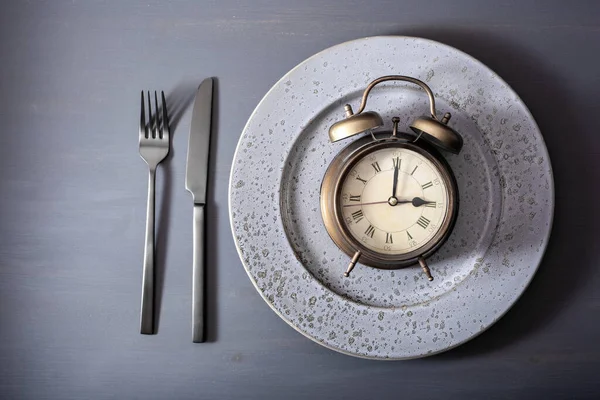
[{"left": 185, "top": 78, "right": 213, "bottom": 343}]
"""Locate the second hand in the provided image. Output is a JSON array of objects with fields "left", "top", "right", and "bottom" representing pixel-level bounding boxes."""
[
  {"left": 342, "top": 200, "right": 412, "bottom": 207},
  {"left": 342, "top": 200, "right": 389, "bottom": 208}
]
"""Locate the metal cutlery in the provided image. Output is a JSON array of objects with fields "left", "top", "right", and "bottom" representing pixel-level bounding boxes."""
[
  {"left": 185, "top": 78, "right": 214, "bottom": 343},
  {"left": 138, "top": 91, "right": 170, "bottom": 335}
]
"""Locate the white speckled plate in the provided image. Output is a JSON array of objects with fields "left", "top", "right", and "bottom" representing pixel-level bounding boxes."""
[{"left": 229, "top": 36, "right": 554, "bottom": 359}]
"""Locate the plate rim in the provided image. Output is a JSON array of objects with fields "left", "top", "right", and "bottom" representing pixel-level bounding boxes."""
[{"left": 228, "top": 35, "right": 555, "bottom": 359}]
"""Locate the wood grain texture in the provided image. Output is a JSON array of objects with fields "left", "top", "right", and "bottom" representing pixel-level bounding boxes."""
[{"left": 1, "top": 0, "right": 599, "bottom": 399}]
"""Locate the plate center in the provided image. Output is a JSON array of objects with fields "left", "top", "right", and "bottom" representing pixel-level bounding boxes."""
[{"left": 280, "top": 88, "right": 502, "bottom": 308}]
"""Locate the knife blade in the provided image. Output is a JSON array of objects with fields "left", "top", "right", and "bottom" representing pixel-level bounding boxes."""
[
  {"left": 186, "top": 78, "right": 213, "bottom": 204},
  {"left": 185, "top": 78, "right": 213, "bottom": 343}
]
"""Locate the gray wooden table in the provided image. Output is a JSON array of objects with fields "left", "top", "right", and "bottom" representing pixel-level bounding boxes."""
[{"left": 1, "top": 1, "right": 599, "bottom": 399}]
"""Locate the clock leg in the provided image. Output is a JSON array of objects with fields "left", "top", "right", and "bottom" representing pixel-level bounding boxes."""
[
  {"left": 344, "top": 251, "right": 362, "bottom": 277},
  {"left": 418, "top": 257, "right": 434, "bottom": 281}
]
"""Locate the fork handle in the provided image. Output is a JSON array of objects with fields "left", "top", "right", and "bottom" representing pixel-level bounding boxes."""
[
  {"left": 140, "top": 168, "right": 156, "bottom": 334},
  {"left": 192, "top": 204, "right": 206, "bottom": 343}
]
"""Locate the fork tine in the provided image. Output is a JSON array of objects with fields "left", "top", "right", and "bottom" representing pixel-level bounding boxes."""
[
  {"left": 154, "top": 91, "right": 160, "bottom": 139},
  {"left": 161, "top": 91, "right": 169, "bottom": 139},
  {"left": 140, "top": 91, "right": 147, "bottom": 138},
  {"left": 147, "top": 91, "right": 153, "bottom": 138}
]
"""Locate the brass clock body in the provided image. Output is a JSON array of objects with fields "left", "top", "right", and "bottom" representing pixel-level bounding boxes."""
[{"left": 320, "top": 132, "right": 458, "bottom": 271}]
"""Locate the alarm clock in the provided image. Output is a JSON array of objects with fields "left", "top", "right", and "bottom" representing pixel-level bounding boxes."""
[{"left": 320, "top": 75, "right": 463, "bottom": 280}]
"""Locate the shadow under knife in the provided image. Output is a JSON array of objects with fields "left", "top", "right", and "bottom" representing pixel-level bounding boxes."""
[{"left": 153, "top": 83, "right": 197, "bottom": 334}]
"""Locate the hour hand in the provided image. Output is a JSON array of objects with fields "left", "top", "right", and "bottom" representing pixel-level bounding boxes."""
[{"left": 411, "top": 197, "right": 435, "bottom": 207}]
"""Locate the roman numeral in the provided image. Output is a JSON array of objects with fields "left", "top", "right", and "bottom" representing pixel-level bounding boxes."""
[
  {"left": 356, "top": 176, "right": 367, "bottom": 184},
  {"left": 406, "top": 231, "right": 413, "bottom": 240},
  {"left": 349, "top": 195, "right": 361, "bottom": 202},
  {"left": 411, "top": 165, "right": 419, "bottom": 175},
  {"left": 371, "top": 162, "right": 381, "bottom": 173},
  {"left": 386, "top": 232, "right": 393, "bottom": 244},
  {"left": 393, "top": 157, "right": 401, "bottom": 169},
  {"left": 417, "top": 216, "right": 430, "bottom": 229},
  {"left": 351, "top": 210, "right": 364, "bottom": 223},
  {"left": 364, "top": 225, "right": 375, "bottom": 238},
  {"left": 421, "top": 181, "right": 433, "bottom": 190},
  {"left": 424, "top": 202, "right": 436, "bottom": 208}
]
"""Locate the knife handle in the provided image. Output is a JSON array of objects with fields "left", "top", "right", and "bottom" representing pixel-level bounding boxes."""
[{"left": 192, "top": 204, "right": 206, "bottom": 343}]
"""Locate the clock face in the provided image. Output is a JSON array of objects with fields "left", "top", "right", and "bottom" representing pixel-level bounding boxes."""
[{"left": 338, "top": 147, "right": 449, "bottom": 255}]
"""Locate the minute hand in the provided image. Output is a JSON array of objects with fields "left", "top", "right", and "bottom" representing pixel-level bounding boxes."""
[{"left": 392, "top": 158, "right": 399, "bottom": 197}]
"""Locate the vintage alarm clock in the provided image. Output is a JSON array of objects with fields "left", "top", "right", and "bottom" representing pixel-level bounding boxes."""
[{"left": 320, "top": 75, "right": 463, "bottom": 280}]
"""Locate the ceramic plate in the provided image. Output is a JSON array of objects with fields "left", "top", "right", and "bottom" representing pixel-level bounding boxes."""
[{"left": 229, "top": 36, "right": 554, "bottom": 359}]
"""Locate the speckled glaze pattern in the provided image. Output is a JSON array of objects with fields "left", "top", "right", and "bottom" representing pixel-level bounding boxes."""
[{"left": 229, "top": 36, "right": 554, "bottom": 359}]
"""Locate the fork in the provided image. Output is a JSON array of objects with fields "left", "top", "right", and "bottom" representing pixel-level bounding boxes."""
[{"left": 139, "top": 91, "right": 170, "bottom": 335}]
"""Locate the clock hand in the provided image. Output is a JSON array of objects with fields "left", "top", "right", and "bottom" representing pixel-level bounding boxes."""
[
  {"left": 342, "top": 200, "right": 390, "bottom": 207},
  {"left": 392, "top": 158, "right": 399, "bottom": 198},
  {"left": 343, "top": 199, "right": 415, "bottom": 208},
  {"left": 411, "top": 197, "right": 436, "bottom": 207},
  {"left": 343, "top": 196, "right": 435, "bottom": 208}
]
